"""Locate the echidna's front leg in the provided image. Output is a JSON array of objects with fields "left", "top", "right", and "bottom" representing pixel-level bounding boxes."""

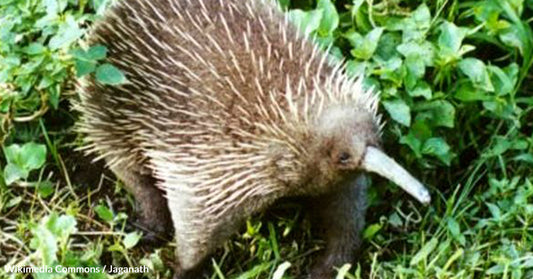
[
  {"left": 109, "top": 163, "right": 174, "bottom": 245},
  {"left": 308, "top": 174, "right": 368, "bottom": 278}
]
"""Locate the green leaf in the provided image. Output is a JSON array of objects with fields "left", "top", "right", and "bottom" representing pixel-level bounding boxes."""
[
  {"left": 363, "top": 223, "right": 382, "bottom": 240},
  {"left": 316, "top": 0, "right": 339, "bottom": 35},
  {"left": 400, "top": 120, "right": 431, "bottom": 157},
  {"left": 458, "top": 58, "right": 494, "bottom": 92},
  {"left": 92, "top": 0, "right": 112, "bottom": 15},
  {"left": 288, "top": 9, "right": 322, "bottom": 36},
  {"left": 95, "top": 63, "right": 126, "bottom": 85},
  {"left": 499, "top": 24, "right": 527, "bottom": 55},
  {"left": 6, "top": 196, "right": 22, "bottom": 208},
  {"left": 447, "top": 218, "right": 466, "bottom": 246},
  {"left": 422, "top": 137, "right": 453, "bottom": 165},
  {"left": 4, "top": 144, "right": 22, "bottom": 165},
  {"left": 20, "top": 142, "right": 47, "bottom": 170},
  {"left": 349, "top": 28, "right": 384, "bottom": 60},
  {"left": 37, "top": 181, "right": 55, "bottom": 198},
  {"left": 454, "top": 82, "right": 489, "bottom": 101},
  {"left": 94, "top": 204, "right": 114, "bottom": 222},
  {"left": 3, "top": 143, "right": 46, "bottom": 184},
  {"left": 376, "top": 33, "right": 402, "bottom": 60},
  {"left": 397, "top": 41, "right": 435, "bottom": 66},
  {"left": 4, "top": 164, "right": 29, "bottom": 185},
  {"left": 123, "top": 231, "right": 142, "bottom": 249},
  {"left": 48, "top": 16, "right": 84, "bottom": 50},
  {"left": 383, "top": 99, "right": 411, "bottom": 127},
  {"left": 87, "top": 45, "right": 108, "bottom": 60},
  {"left": 438, "top": 22, "right": 467, "bottom": 53},
  {"left": 30, "top": 224, "right": 58, "bottom": 265},
  {"left": 412, "top": 3, "right": 431, "bottom": 30},
  {"left": 75, "top": 60, "right": 97, "bottom": 77},
  {"left": 488, "top": 65, "right": 514, "bottom": 96},
  {"left": 410, "top": 237, "right": 438, "bottom": 266},
  {"left": 24, "top": 43, "right": 46, "bottom": 55},
  {"left": 486, "top": 202, "right": 502, "bottom": 220},
  {"left": 416, "top": 100, "right": 455, "bottom": 128},
  {"left": 46, "top": 214, "right": 77, "bottom": 241},
  {"left": 408, "top": 81, "right": 432, "bottom": 100}
]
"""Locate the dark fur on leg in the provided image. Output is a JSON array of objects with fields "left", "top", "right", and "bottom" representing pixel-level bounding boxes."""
[
  {"left": 308, "top": 174, "right": 368, "bottom": 278},
  {"left": 172, "top": 258, "right": 210, "bottom": 279},
  {"left": 110, "top": 163, "right": 174, "bottom": 247}
]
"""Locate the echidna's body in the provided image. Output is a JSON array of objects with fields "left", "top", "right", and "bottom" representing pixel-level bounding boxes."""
[{"left": 76, "top": 0, "right": 430, "bottom": 278}]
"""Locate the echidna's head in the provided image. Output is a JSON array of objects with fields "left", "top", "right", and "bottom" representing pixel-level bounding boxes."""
[{"left": 299, "top": 104, "right": 430, "bottom": 204}]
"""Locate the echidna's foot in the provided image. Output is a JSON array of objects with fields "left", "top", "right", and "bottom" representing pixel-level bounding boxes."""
[
  {"left": 172, "top": 260, "right": 210, "bottom": 279},
  {"left": 109, "top": 162, "right": 174, "bottom": 247},
  {"left": 127, "top": 217, "right": 173, "bottom": 247},
  {"left": 308, "top": 266, "right": 333, "bottom": 279}
]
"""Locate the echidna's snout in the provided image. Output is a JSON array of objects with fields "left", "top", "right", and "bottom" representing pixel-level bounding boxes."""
[
  {"left": 360, "top": 146, "right": 431, "bottom": 205},
  {"left": 315, "top": 106, "right": 431, "bottom": 205}
]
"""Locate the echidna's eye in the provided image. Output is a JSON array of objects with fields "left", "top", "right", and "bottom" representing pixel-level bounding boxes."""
[{"left": 338, "top": 152, "right": 351, "bottom": 164}]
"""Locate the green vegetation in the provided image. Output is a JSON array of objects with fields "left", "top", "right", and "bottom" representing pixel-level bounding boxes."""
[{"left": 1, "top": 0, "right": 533, "bottom": 278}]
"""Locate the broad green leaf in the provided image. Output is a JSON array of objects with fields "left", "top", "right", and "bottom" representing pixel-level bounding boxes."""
[
  {"left": 24, "top": 43, "right": 46, "bottom": 55},
  {"left": 404, "top": 57, "right": 426, "bottom": 88},
  {"left": 388, "top": 212, "right": 404, "bottom": 227},
  {"left": 363, "top": 223, "right": 382, "bottom": 240},
  {"left": 345, "top": 60, "right": 367, "bottom": 77},
  {"left": 400, "top": 120, "right": 431, "bottom": 157},
  {"left": 422, "top": 137, "right": 453, "bottom": 165},
  {"left": 455, "top": 82, "right": 489, "bottom": 101},
  {"left": 75, "top": 60, "right": 97, "bottom": 77},
  {"left": 4, "top": 164, "right": 29, "bottom": 185},
  {"left": 488, "top": 65, "right": 514, "bottom": 95},
  {"left": 37, "top": 181, "right": 55, "bottom": 198},
  {"left": 490, "top": 136, "right": 511, "bottom": 156},
  {"left": 278, "top": 0, "right": 290, "bottom": 9},
  {"left": 96, "top": 63, "right": 126, "bottom": 85},
  {"left": 438, "top": 22, "right": 467, "bottom": 53},
  {"left": 48, "top": 16, "right": 84, "bottom": 50},
  {"left": 376, "top": 33, "right": 402, "bottom": 60},
  {"left": 486, "top": 202, "right": 502, "bottom": 220},
  {"left": 316, "top": 0, "right": 339, "bottom": 35},
  {"left": 6, "top": 196, "right": 22, "bottom": 208},
  {"left": 46, "top": 213, "right": 77, "bottom": 241},
  {"left": 487, "top": 264, "right": 505, "bottom": 274},
  {"left": 20, "top": 142, "right": 47, "bottom": 170},
  {"left": 288, "top": 9, "right": 322, "bottom": 36},
  {"left": 397, "top": 41, "right": 435, "bottom": 66},
  {"left": 416, "top": 100, "right": 455, "bottom": 128},
  {"left": 30, "top": 224, "right": 58, "bottom": 265},
  {"left": 4, "top": 144, "right": 21, "bottom": 165},
  {"left": 94, "top": 204, "right": 114, "bottom": 222},
  {"left": 350, "top": 28, "right": 384, "bottom": 60},
  {"left": 383, "top": 99, "right": 411, "bottom": 127},
  {"left": 3, "top": 142, "right": 46, "bottom": 184},
  {"left": 447, "top": 218, "right": 465, "bottom": 246},
  {"left": 412, "top": 3, "right": 431, "bottom": 30},
  {"left": 87, "top": 45, "right": 107, "bottom": 60},
  {"left": 458, "top": 58, "right": 494, "bottom": 92},
  {"left": 499, "top": 24, "right": 527, "bottom": 55},
  {"left": 408, "top": 81, "right": 432, "bottom": 99},
  {"left": 92, "top": 0, "right": 112, "bottom": 15},
  {"left": 123, "top": 231, "right": 142, "bottom": 249}
]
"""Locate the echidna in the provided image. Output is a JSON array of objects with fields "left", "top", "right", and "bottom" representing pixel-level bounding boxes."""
[{"left": 74, "top": 0, "right": 431, "bottom": 278}]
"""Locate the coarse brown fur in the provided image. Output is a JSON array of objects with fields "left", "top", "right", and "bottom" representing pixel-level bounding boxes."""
[{"left": 74, "top": 0, "right": 382, "bottom": 278}]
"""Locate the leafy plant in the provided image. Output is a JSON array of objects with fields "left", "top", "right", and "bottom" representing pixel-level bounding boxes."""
[{"left": 1, "top": 0, "right": 533, "bottom": 278}]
